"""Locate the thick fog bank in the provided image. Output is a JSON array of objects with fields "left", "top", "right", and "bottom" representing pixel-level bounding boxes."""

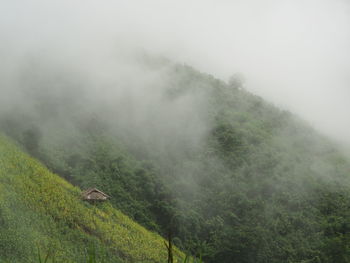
[{"left": 1, "top": 0, "right": 350, "bottom": 145}]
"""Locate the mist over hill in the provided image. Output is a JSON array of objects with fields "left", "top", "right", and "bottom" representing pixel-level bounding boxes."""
[
  {"left": 0, "top": 53, "right": 350, "bottom": 262},
  {"left": 1, "top": 0, "right": 350, "bottom": 144},
  {"left": 1, "top": 0, "right": 350, "bottom": 262}
]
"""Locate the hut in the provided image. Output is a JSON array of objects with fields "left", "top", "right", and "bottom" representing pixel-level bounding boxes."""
[{"left": 81, "top": 188, "right": 110, "bottom": 201}]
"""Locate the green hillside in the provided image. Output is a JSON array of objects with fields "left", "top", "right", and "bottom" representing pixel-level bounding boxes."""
[
  {"left": 0, "top": 134, "right": 184, "bottom": 262},
  {"left": 1, "top": 59, "right": 350, "bottom": 262}
]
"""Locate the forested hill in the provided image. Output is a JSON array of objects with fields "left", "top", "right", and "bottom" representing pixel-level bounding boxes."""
[{"left": 1, "top": 58, "right": 350, "bottom": 262}]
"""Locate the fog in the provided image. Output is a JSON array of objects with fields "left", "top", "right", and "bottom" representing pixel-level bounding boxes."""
[{"left": 1, "top": 0, "right": 350, "bottom": 144}]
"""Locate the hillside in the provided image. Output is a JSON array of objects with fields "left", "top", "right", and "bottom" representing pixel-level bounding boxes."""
[
  {"left": 0, "top": 134, "right": 184, "bottom": 262},
  {"left": 1, "top": 59, "right": 350, "bottom": 262}
]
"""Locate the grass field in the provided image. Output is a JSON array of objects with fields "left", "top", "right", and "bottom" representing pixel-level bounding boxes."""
[{"left": 0, "top": 134, "right": 185, "bottom": 262}]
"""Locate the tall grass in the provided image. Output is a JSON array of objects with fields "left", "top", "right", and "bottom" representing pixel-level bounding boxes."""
[
  {"left": 0, "top": 134, "right": 185, "bottom": 262},
  {"left": 37, "top": 246, "right": 56, "bottom": 263},
  {"left": 37, "top": 245, "right": 203, "bottom": 263}
]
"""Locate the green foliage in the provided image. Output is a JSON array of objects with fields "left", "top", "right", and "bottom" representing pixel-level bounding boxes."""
[
  {"left": 0, "top": 135, "right": 184, "bottom": 262},
  {"left": 1, "top": 62, "right": 350, "bottom": 262},
  {"left": 37, "top": 246, "right": 56, "bottom": 263}
]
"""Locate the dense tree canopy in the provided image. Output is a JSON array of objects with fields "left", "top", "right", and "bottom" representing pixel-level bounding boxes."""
[{"left": 1, "top": 61, "right": 349, "bottom": 262}]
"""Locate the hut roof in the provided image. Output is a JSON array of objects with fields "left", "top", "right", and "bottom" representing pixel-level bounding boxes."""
[{"left": 81, "top": 188, "right": 110, "bottom": 200}]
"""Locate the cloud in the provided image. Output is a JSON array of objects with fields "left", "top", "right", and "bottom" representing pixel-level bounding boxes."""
[{"left": 1, "top": 0, "right": 350, "bottom": 143}]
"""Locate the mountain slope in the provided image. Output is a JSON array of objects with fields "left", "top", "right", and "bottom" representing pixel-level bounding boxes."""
[
  {"left": 0, "top": 134, "right": 184, "bottom": 262},
  {"left": 1, "top": 59, "right": 350, "bottom": 262}
]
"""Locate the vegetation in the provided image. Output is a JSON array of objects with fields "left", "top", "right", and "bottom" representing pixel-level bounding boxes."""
[
  {"left": 1, "top": 60, "right": 350, "bottom": 262},
  {"left": 0, "top": 135, "right": 184, "bottom": 262}
]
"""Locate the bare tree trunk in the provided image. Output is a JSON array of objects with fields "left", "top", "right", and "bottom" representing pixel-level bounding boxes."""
[{"left": 164, "top": 231, "right": 174, "bottom": 263}]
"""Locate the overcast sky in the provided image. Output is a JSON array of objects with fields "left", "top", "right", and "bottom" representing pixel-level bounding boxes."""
[{"left": 1, "top": 0, "right": 350, "bottom": 143}]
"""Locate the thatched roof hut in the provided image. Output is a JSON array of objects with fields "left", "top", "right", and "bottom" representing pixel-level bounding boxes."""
[{"left": 81, "top": 188, "right": 110, "bottom": 201}]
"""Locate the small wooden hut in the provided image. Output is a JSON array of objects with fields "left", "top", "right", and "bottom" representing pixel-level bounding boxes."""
[{"left": 81, "top": 188, "right": 110, "bottom": 201}]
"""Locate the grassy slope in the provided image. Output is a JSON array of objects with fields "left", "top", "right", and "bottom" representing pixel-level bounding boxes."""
[{"left": 0, "top": 134, "right": 184, "bottom": 262}]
